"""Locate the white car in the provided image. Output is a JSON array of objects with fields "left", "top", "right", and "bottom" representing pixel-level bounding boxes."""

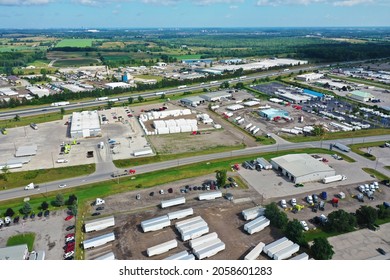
[
  {"left": 280, "top": 199, "right": 287, "bottom": 208},
  {"left": 59, "top": 184, "right": 67, "bottom": 188},
  {"left": 291, "top": 198, "right": 297, "bottom": 207},
  {"left": 64, "top": 251, "right": 74, "bottom": 258},
  {"left": 300, "top": 220, "right": 309, "bottom": 231},
  {"left": 306, "top": 195, "right": 313, "bottom": 204},
  {"left": 65, "top": 236, "right": 74, "bottom": 243},
  {"left": 159, "top": 190, "right": 164, "bottom": 195}
]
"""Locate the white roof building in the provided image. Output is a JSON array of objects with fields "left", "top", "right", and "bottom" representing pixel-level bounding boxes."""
[
  {"left": 271, "top": 153, "right": 335, "bottom": 184},
  {"left": 296, "top": 73, "right": 324, "bottom": 82},
  {"left": 0, "top": 244, "right": 29, "bottom": 260},
  {"left": 84, "top": 216, "right": 115, "bottom": 233},
  {"left": 70, "top": 111, "right": 101, "bottom": 138}
]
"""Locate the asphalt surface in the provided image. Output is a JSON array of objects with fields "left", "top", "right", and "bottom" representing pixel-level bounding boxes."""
[{"left": 1, "top": 134, "right": 390, "bottom": 202}]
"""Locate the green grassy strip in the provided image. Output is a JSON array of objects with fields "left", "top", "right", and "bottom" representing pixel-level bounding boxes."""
[
  {"left": 114, "top": 144, "right": 246, "bottom": 168},
  {"left": 0, "top": 164, "right": 96, "bottom": 189},
  {"left": 0, "top": 112, "right": 64, "bottom": 129},
  {"left": 362, "top": 168, "right": 389, "bottom": 181},
  {"left": 6, "top": 233, "right": 35, "bottom": 251},
  {"left": 0, "top": 148, "right": 341, "bottom": 216},
  {"left": 281, "top": 129, "right": 390, "bottom": 143},
  {"left": 349, "top": 141, "right": 389, "bottom": 161},
  {"left": 304, "top": 228, "right": 340, "bottom": 242}
]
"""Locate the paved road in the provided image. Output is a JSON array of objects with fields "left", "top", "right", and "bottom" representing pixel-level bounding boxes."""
[{"left": 1, "top": 134, "right": 390, "bottom": 202}]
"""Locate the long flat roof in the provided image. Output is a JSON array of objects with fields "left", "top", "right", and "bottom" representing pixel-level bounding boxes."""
[
  {"left": 271, "top": 154, "right": 335, "bottom": 177},
  {"left": 70, "top": 111, "right": 100, "bottom": 132},
  {"left": 0, "top": 244, "right": 28, "bottom": 260}
]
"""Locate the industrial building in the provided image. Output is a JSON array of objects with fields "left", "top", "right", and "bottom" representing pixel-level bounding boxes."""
[
  {"left": 348, "top": 90, "right": 375, "bottom": 102},
  {"left": 270, "top": 153, "right": 336, "bottom": 183},
  {"left": 70, "top": 111, "right": 101, "bottom": 138},
  {"left": 84, "top": 216, "right": 115, "bottom": 233},
  {"left": 259, "top": 108, "right": 289, "bottom": 120},
  {"left": 0, "top": 244, "right": 29, "bottom": 260},
  {"left": 200, "top": 91, "right": 232, "bottom": 102},
  {"left": 296, "top": 73, "right": 324, "bottom": 82},
  {"left": 180, "top": 96, "right": 206, "bottom": 107}
]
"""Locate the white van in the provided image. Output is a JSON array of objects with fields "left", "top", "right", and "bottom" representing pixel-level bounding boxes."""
[{"left": 56, "top": 159, "right": 68, "bottom": 163}]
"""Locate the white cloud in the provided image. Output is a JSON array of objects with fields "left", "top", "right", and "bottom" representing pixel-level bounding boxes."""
[
  {"left": 195, "top": 0, "right": 244, "bottom": 5},
  {"left": 229, "top": 4, "right": 239, "bottom": 8},
  {"left": 0, "top": 0, "right": 51, "bottom": 5},
  {"left": 141, "top": 0, "right": 180, "bottom": 5},
  {"left": 333, "top": 0, "right": 373, "bottom": 6}
]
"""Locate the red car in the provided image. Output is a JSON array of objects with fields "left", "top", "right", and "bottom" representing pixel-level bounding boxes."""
[
  {"left": 65, "top": 246, "right": 75, "bottom": 253},
  {"left": 65, "top": 233, "right": 75, "bottom": 239},
  {"left": 65, "top": 215, "right": 74, "bottom": 221},
  {"left": 129, "top": 169, "right": 136, "bottom": 174}
]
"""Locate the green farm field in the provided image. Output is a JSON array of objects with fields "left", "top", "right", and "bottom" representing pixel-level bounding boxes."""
[
  {"left": 55, "top": 39, "right": 94, "bottom": 48},
  {"left": 52, "top": 58, "right": 100, "bottom": 67}
]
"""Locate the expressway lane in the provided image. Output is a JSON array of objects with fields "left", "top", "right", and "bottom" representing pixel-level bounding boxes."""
[{"left": 1, "top": 134, "right": 390, "bottom": 202}]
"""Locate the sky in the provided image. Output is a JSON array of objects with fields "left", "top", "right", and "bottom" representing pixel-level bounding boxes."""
[{"left": 0, "top": 0, "right": 389, "bottom": 29}]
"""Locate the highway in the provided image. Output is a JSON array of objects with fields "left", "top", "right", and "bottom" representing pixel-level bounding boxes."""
[
  {"left": 1, "top": 134, "right": 390, "bottom": 202},
  {"left": 0, "top": 65, "right": 320, "bottom": 120}
]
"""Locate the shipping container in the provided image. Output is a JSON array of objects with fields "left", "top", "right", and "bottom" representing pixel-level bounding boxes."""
[
  {"left": 175, "top": 216, "right": 204, "bottom": 229},
  {"left": 178, "top": 220, "right": 208, "bottom": 235},
  {"left": 244, "top": 216, "right": 267, "bottom": 231},
  {"left": 189, "top": 232, "right": 218, "bottom": 249},
  {"left": 192, "top": 238, "right": 221, "bottom": 253},
  {"left": 161, "top": 197, "right": 186, "bottom": 209},
  {"left": 163, "top": 250, "right": 189, "bottom": 260},
  {"left": 181, "top": 225, "right": 209, "bottom": 241},
  {"left": 167, "top": 208, "right": 193, "bottom": 221},
  {"left": 147, "top": 239, "right": 178, "bottom": 257},
  {"left": 267, "top": 241, "right": 294, "bottom": 258},
  {"left": 141, "top": 215, "right": 169, "bottom": 228},
  {"left": 273, "top": 243, "right": 300, "bottom": 260},
  {"left": 194, "top": 242, "right": 225, "bottom": 260},
  {"left": 247, "top": 219, "right": 270, "bottom": 235},
  {"left": 198, "top": 191, "right": 222, "bottom": 201},
  {"left": 244, "top": 242, "right": 265, "bottom": 260},
  {"left": 263, "top": 237, "right": 289, "bottom": 254},
  {"left": 288, "top": 252, "right": 309, "bottom": 260},
  {"left": 242, "top": 207, "right": 265, "bottom": 221}
]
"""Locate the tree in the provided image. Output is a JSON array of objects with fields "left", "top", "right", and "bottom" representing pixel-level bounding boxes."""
[
  {"left": 234, "top": 82, "right": 244, "bottom": 89},
  {"left": 356, "top": 205, "right": 378, "bottom": 228},
  {"left": 5, "top": 207, "right": 15, "bottom": 217},
  {"left": 1, "top": 165, "right": 10, "bottom": 182},
  {"left": 215, "top": 169, "right": 227, "bottom": 188},
  {"left": 70, "top": 204, "right": 78, "bottom": 216},
  {"left": 13, "top": 114, "right": 20, "bottom": 122},
  {"left": 264, "top": 202, "right": 288, "bottom": 229},
  {"left": 128, "top": 97, "right": 134, "bottom": 104},
  {"left": 325, "top": 209, "right": 357, "bottom": 233},
  {"left": 107, "top": 101, "right": 114, "bottom": 108},
  {"left": 160, "top": 94, "right": 166, "bottom": 99},
  {"left": 41, "top": 201, "right": 49, "bottom": 210},
  {"left": 21, "top": 202, "right": 32, "bottom": 215},
  {"left": 284, "top": 219, "right": 308, "bottom": 247},
  {"left": 137, "top": 95, "right": 144, "bottom": 103},
  {"left": 377, "top": 205, "right": 390, "bottom": 219},
  {"left": 54, "top": 194, "right": 65, "bottom": 207},
  {"left": 312, "top": 125, "right": 325, "bottom": 136},
  {"left": 60, "top": 107, "right": 65, "bottom": 115},
  {"left": 310, "top": 237, "right": 334, "bottom": 260},
  {"left": 67, "top": 194, "right": 78, "bottom": 206},
  {"left": 219, "top": 81, "right": 229, "bottom": 89}
]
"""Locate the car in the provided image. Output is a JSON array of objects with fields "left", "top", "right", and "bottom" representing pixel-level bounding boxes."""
[
  {"left": 43, "top": 210, "right": 50, "bottom": 217},
  {"left": 136, "top": 194, "right": 141, "bottom": 200},
  {"left": 13, "top": 216, "right": 20, "bottom": 224},
  {"left": 65, "top": 246, "right": 75, "bottom": 253},
  {"left": 65, "top": 233, "right": 75, "bottom": 238},
  {"left": 300, "top": 221, "right": 309, "bottom": 231},
  {"left": 280, "top": 199, "right": 287, "bottom": 208},
  {"left": 64, "top": 256, "right": 74, "bottom": 260},
  {"left": 193, "top": 186, "right": 198, "bottom": 191},
  {"left": 377, "top": 248, "right": 386, "bottom": 255},
  {"left": 159, "top": 190, "right": 164, "bottom": 195},
  {"left": 295, "top": 183, "right": 304, "bottom": 188},
  {"left": 30, "top": 213, "right": 36, "bottom": 219},
  {"left": 65, "top": 225, "right": 75, "bottom": 232},
  {"left": 59, "top": 184, "right": 67, "bottom": 188},
  {"left": 306, "top": 195, "right": 314, "bottom": 204},
  {"left": 168, "top": 188, "right": 173, "bottom": 193},
  {"left": 37, "top": 212, "right": 43, "bottom": 218},
  {"left": 64, "top": 251, "right": 74, "bottom": 259},
  {"left": 96, "top": 206, "right": 104, "bottom": 211},
  {"left": 291, "top": 198, "right": 297, "bottom": 207},
  {"left": 227, "top": 177, "right": 235, "bottom": 182},
  {"left": 312, "top": 194, "right": 319, "bottom": 203},
  {"left": 92, "top": 212, "right": 101, "bottom": 216},
  {"left": 65, "top": 236, "right": 74, "bottom": 243},
  {"left": 149, "top": 191, "right": 154, "bottom": 197},
  {"left": 65, "top": 215, "right": 74, "bottom": 221},
  {"left": 23, "top": 214, "right": 28, "bottom": 220}
]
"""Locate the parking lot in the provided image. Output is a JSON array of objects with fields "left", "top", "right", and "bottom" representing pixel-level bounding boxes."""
[{"left": 0, "top": 107, "right": 149, "bottom": 172}]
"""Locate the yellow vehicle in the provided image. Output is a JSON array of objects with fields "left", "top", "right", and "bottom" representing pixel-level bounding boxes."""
[{"left": 1, "top": 128, "right": 7, "bottom": 135}]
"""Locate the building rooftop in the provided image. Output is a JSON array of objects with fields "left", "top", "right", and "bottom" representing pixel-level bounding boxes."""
[
  {"left": 271, "top": 153, "right": 335, "bottom": 177},
  {"left": 200, "top": 91, "right": 232, "bottom": 99},
  {"left": 71, "top": 111, "right": 100, "bottom": 132},
  {"left": 0, "top": 244, "right": 28, "bottom": 260},
  {"left": 350, "top": 90, "right": 374, "bottom": 98}
]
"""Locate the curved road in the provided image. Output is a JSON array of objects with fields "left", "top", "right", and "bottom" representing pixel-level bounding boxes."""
[{"left": 1, "top": 134, "right": 390, "bottom": 202}]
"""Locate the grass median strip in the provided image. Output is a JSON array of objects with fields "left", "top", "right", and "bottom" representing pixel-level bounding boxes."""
[{"left": 362, "top": 168, "right": 389, "bottom": 181}]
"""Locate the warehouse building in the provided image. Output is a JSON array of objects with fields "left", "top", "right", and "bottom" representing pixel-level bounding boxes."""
[
  {"left": 200, "top": 91, "right": 232, "bottom": 102},
  {"left": 180, "top": 96, "right": 205, "bottom": 107},
  {"left": 0, "top": 244, "right": 29, "bottom": 260},
  {"left": 70, "top": 111, "right": 101, "bottom": 138},
  {"left": 259, "top": 108, "right": 289, "bottom": 120},
  {"left": 348, "top": 90, "right": 374, "bottom": 102},
  {"left": 296, "top": 73, "right": 324, "bottom": 82},
  {"left": 271, "top": 153, "right": 335, "bottom": 183}
]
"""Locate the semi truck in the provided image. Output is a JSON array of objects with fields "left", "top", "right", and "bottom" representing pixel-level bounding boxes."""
[
  {"left": 322, "top": 174, "right": 347, "bottom": 184},
  {"left": 24, "top": 182, "right": 39, "bottom": 190},
  {"left": 51, "top": 101, "right": 70, "bottom": 107},
  {"left": 332, "top": 143, "right": 351, "bottom": 152}
]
